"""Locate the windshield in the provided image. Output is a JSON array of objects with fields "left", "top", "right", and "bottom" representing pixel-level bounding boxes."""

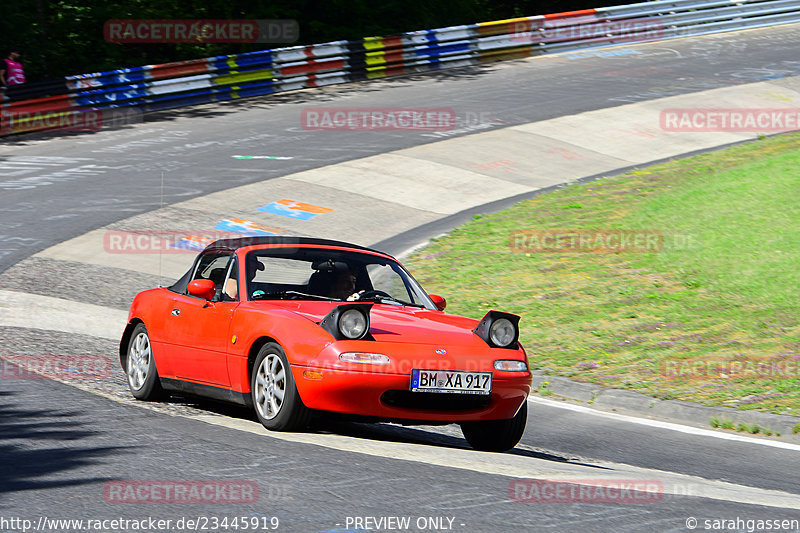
[{"left": 244, "top": 248, "right": 435, "bottom": 309}]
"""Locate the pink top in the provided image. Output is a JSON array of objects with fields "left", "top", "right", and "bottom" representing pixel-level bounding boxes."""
[{"left": 4, "top": 59, "right": 25, "bottom": 85}]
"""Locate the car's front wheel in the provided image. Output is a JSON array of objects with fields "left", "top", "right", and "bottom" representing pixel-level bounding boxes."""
[
  {"left": 251, "top": 342, "right": 311, "bottom": 431},
  {"left": 125, "top": 323, "right": 165, "bottom": 401},
  {"left": 460, "top": 402, "right": 527, "bottom": 452}
]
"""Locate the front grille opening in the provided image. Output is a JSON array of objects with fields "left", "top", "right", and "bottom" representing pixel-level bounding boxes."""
[{"left": 381, "top": 390, "right": 491, "bottom": 411}]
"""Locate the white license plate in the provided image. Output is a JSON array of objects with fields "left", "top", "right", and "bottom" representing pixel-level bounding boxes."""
[{"left": 410, "top": 369, "right": 492, "bottom": 395}]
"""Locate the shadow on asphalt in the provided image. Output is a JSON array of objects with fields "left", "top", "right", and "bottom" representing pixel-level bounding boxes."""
[
  {"left": 0, "top": 388, "right": 128, "bottom": 494},
  {"left": 160, "top": 391, "right": 607, "bottom": 468}
]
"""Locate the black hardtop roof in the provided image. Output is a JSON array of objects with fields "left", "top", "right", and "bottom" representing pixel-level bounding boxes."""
[
  {"left": 203, "top": 236, "right": 392, "bottom": 257},
  {"left": 168, "top": 236, "right": 398, "bottom": 296}
]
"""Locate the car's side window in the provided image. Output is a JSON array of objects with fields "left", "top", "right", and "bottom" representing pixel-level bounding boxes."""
[
  {"left": 190, "top": 253, "right": 234, "bottom": 300},
  {"left": 221, "top": 257, "right": 239, "bottom": 301}
]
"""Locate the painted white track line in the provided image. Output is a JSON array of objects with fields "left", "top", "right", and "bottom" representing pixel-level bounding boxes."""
[{"left": 530, "top": 396, "right": 800, "bottom": 452}]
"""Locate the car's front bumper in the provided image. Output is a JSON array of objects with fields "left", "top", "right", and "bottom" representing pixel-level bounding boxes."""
[{"left": 292, "top": 365, "right": 531, "bottom": 422}]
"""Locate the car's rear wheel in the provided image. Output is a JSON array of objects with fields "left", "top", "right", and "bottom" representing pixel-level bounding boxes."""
[
  {"left": 126, "top": 323, "right": 164, "bottom": 401},
  {"left": 460, "top": 402, "right": 527, "bottom": 452},
  {"left": 251, "top": 342, "right": 311, "bottom": 431}
]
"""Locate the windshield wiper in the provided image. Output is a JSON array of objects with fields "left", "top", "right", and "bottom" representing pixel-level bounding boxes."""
[
  {"left": 252, "top": 290, "right": 333, "bottom": 301},
  {"left": 359, "top": 294, "right": 426, "bottom": 308},
  {"left": 281, "top": 291, "right": 334, "bottom": 301},
  {"left": 255, "top": 290, "right": 426, "bottom": 307}
]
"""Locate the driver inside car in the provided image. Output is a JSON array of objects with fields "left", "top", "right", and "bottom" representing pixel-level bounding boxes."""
[
  {"left": 308, "top": 260, "right": 364, "bottom": 301},
  {"left": 330, "top": 268, "right": 364, "bottom": 301}
]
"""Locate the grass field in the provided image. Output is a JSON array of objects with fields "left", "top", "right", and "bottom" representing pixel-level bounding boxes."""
[{"left": 405, "top": 132, "right": 800, "bottom": 415}]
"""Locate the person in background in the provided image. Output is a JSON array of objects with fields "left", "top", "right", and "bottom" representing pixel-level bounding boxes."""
[{"left": 1, "top": 49, "right": 26, "bottom": 87}]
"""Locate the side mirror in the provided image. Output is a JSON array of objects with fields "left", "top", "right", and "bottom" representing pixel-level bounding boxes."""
[
  {"left": 188, "top": 279, "right": 217, "bottom": 300},
  {"left": 429, "top": 294, "right": 446, "bottom": 311}
]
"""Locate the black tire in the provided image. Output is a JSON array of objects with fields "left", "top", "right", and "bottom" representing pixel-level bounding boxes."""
[
  {"left": 251, "top": 342, "right": 311, "bottom": 431},
  {"left": 460, "top": 402, "right": 527, "bottom": 452},
  {"left": 125, "top": 323, "right": 165, "bottom": 401}
]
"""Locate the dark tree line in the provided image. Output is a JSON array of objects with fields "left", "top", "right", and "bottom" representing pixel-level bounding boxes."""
[{"left": 1, "top": 0, "right": 624, "bottom": 81}]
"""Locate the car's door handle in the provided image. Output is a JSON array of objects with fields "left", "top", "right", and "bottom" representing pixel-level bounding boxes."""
[{"left": 171, "top": 308, "right": 180, "bottom": 316}]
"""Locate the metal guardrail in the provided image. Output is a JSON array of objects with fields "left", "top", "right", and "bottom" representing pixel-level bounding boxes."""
[{"left": 2, "top": 0, "right": 799, "bottom": 135}]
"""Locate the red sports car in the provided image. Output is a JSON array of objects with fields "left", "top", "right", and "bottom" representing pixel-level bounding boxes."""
[{"left": 120, "top": 237, "right": 532, "bottom": 451}]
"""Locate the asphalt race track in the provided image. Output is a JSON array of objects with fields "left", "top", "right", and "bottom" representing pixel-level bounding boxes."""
[{"left": 2, "top": 25, "right": 800, "bottom": 533}]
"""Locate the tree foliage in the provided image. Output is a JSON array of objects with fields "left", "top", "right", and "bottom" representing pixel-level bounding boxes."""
[{"left": 1, "top": 0, "right": 623, "bottom": 81}]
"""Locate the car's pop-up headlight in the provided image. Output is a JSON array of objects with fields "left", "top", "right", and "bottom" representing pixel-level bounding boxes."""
[
  {"left": 319, "top": 304, "right": 373, "bottom": 341},
  {"left": 339, "top": 308, "right": 368, "bottom": 339},
  {"left": 474, "top": 310, "right": 520, "bottom": 349},
  {"left": 490, "top": 318, "right": 516, "bottom": 347}
]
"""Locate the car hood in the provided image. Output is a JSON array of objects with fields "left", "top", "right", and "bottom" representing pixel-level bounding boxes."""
[{"left": 252, "top": 300, "right": 481, "bottom": 345}]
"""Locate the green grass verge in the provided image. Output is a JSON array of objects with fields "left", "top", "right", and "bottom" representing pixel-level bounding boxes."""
[{"left": 406, "top": 132, "right": 800, "bottom": 415}]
